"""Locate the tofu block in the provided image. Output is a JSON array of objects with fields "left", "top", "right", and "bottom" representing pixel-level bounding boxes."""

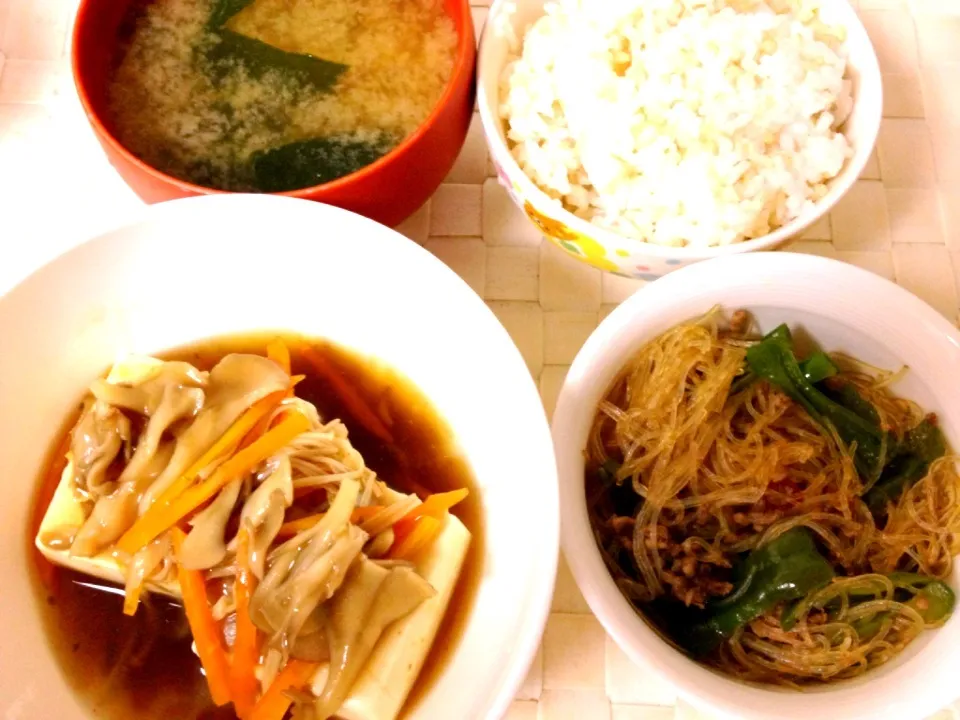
[
  {"left": 334, "top": 513, "right": 471, "bottom": 720},
  {"left": 34, "top": 461, "right": 180, "bottom": 598},
  {"left": 36, "top": 454, "right": 471, "bottom": 720}
]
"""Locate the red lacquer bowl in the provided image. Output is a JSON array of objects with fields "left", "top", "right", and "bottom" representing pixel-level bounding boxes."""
[{"left": 71, "top": 0, "right": 477, "bottom": 227}]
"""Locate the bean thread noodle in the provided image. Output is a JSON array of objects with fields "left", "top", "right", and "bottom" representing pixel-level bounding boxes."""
[{"left": 586, "top": 309, "right": 960, "bottom": 685}]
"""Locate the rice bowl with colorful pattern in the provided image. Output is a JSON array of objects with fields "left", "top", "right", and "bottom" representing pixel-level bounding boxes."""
[
  {"left": 497, "top": 0, "right": 857, "bottom": 250},
  {"left": 479, "top": 0, "right": 882, "bottom": 279}
]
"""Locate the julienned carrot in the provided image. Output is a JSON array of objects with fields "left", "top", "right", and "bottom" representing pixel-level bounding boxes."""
[
  {"left": 391, "top": 488, "right": 469, "bottom": 549},
  {"left": 122, "top": 578, "right": 145, "bottom": 617},
  {"left": 172, "top": 528, "right": 233, "bottom": 707},
  {"left": 245, "top": 376, "right": 305, "bottom": 443},
  {"left": 276, "top": 514, "right": 323, "bottom": 538},
  {"left": 157, "top": 377, "right": 300, "bottom": 510},
  {"left": 266, "top": 339, "right": 291, "bottom": 375},
  {"left": 267, "top": 339, "right": 301, "bottom": 404},
  {"left": 292, "top": 484, "right": 327, "bottom": 501},
  {"left": 119, "top": 412, "right": 311, "bottom": 554},
  {"left": 351, "top": 505, "right": 387, "bottom": 524},
  {"left": 390, "top": 515, "right": 443, "bottom": 560},
  {"left": 250, "top": 659, "right": 318, "bottom": 720},
  {"left": 231, "top": 527, "right": 260, "bottom": 719},
  {"left": 276, "top": 506, "right": 386, "bottom": 538},
  {"left": 402, "top": 488, "right": 469, "bottom": 523},
  {"left": 161, "top": 390, "right": 286, "bottom": 502},
  {"left": 118, "top": 390, "right": 286, "bottom": 551},
  {"left": 300, "top": 345, "right": 394, "bottom": 444}
]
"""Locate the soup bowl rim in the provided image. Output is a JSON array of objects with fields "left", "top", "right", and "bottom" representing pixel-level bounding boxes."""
[{"left": 69, "top": 0, "right": 477, "bottom": 199}]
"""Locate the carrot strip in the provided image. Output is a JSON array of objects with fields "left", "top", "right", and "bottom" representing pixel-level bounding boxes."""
[
  {"left": 266, "top": 339, "right": 291, "bottom": 375},
  {"left": 351, "top": 505, "right": 387, "bottom": 524},
  {"left": 164, "top": 390, "right": 286, "bottom": 501},
  {"left": 231, "top": 527, "right": 260, "bottom": 719},
  {"left": 300, "top": 346, "right": 393, "bottom": 444},
  {"left": 390, "top": 516, "right": 443, "bottom": 560},
  {"left": 276, "top": 506, "right": 385, "bottom": 539},
  {"left": 292, "top": 484, "right": 327, "bottom": 501},
  {"left": 250, "top": 659, "right": 318, "bottom": 720},
  {"left": 122, "top": 580, "right": 145, "bottom": 617},
  {"left": 391, "top": 488, "right": 469, "bottom": 549},
  {"left": 172, "top": 528, "right": 233, "bottom": 706},
  {"left": 391, "top": 518, "right": 417, "bottom": 548},
  {"left": 267, "top": 339, "right": 301, "bottom": 404},
  {"left": 242, "top": 412, "right": 281, "bottom": 451},
  {"left": 401, "top": 488, "right": 469, "bottom": 523},
  {"left": 244, "top": 377, "right": 304, "bottom": 445},
  {"left": 123, "top": 389, "right": 286, "bottom": 538},
  {"left": 276, "top": 514, "right": 323, "bottom": 539},
  {"left": 119, "top": 412, "right": 310, "bottom": 554}
]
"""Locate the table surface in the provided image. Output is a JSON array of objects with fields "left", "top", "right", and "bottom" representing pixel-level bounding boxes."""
[{"left": 2, "top": 0, "right": 960, "bottom": 718}]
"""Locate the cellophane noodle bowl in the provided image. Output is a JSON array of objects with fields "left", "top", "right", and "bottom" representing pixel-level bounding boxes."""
[
  {"left": 585, "top": 309, "right": 960, "bottom": 686},
  {"left": 34, "top": 341, "right": 473, "bottom": 719},
  {"left": 498, "top": 0, "right": 854, "bottom": 248}
]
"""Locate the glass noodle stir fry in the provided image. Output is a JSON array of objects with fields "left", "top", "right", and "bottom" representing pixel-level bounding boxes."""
[
  {"left": 586, "top": 309, "right": 960, "bottom": 685},
  {"left": 35, "top": 340, "right": 470, "bottom": 720}
]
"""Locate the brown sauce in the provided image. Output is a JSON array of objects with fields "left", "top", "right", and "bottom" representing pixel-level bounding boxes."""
[{"left": 27, "top": 333, "right": 485, "bottom": 720}]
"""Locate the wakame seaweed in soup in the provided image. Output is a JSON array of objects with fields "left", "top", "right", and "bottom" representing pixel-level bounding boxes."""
[{"left": 107, "top": 0, "right": 456, "bottom": 192}]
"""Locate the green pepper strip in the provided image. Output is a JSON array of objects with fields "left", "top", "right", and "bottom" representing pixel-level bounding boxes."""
[
  {"left": 746, "top": 324, "right": 887, "bottom": 481},
  {"left": 682, "top": 528, "right": 835, "bottom": 656},
  {"left": 729, "top": 333, "right": 836, "bottom": 396},
  {"left": 864, "top": 421, "right": 946, "bottom": 516},
  {"left": 784, "top": 572, "right": 955, "bottom": 640}
]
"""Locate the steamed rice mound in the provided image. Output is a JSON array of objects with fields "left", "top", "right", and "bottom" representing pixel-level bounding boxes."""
[{"left": 498, "top": 0, "right": 854, "bottom": 248}]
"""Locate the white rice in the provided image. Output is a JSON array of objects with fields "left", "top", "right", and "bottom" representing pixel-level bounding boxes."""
[{"left": 498, "top": 0, "right": 854, "bottom": 248}]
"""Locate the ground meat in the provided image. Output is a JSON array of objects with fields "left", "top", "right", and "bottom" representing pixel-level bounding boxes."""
[
  {"left": 632, "top": 525, "right": 735, "bottom": 607},
  {"left": 606, "top": 517, "right": 738, "bottom": 608},
  {"left": 728, "top": 310, "right": 749, "bottom": 336},
  {"left": 642, "top": 525, "right": 670, "bottom": 550},
  {"left": 611, "top": 516, "right": 635, "bottom": 536},
  {"left": 660, "top": 536, "right": 734, "bottom": 607},
  {"left": 727, "top": 478, "right": 805, "bottom": 535}
]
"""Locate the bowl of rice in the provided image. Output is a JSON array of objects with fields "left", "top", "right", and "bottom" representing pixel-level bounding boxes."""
[{"left": 477, "top": 0, "right": 882, "bottom": 279}]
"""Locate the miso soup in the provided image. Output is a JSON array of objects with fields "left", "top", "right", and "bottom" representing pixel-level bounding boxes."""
[{"left": 107, "top": 0, "right": 458, "bottom": 191}]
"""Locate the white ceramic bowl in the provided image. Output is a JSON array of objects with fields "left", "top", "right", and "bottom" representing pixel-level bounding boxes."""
[
  {"left": 552, "top": 253, "right": 960, "bottom": 720},
  {"left": 477, "top": 0, "right": 882, "bottom": 280},
  {"left": 0, "top": 195, "right": 558, "bottom": 720}
]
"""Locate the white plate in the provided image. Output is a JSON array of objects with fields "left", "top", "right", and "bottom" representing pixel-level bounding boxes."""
[{"left": 0, "top": 194, "right": 559, "bottom": 720}]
